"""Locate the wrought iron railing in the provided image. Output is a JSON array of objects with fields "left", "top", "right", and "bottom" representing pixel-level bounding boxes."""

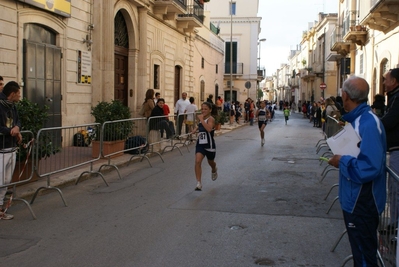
[
  {"left": 224, "top": 63, "right": 244, "bottom": 75},
  {"left": 177, "top": 0, "right": 204, "bottom": 24}
]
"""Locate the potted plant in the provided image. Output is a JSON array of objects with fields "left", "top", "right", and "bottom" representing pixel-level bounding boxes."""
[
  {"left": 90, "top": 100, "right": 132, "bottom": 158},
  {"left": 214, "top": 110, "right": 227, "bottom": 130},
  {"left": 14, "top": 98, "right": 60, "bottom": 183}
]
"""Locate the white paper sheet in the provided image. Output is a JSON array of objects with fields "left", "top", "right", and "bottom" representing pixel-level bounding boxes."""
[{"left": 326, "top": 123, "right": 361, "bottom": 157}]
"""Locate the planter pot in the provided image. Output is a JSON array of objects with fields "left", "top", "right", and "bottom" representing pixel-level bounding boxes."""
[
  {"left": 215, "top": 123, "right": 222, "bottom": 131},
  {"left": 92, "top": 140, "right": 125, "bottom": 158}
]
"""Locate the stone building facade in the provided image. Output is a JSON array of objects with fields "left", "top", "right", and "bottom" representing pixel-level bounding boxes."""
[{"left": 0, "top": 0, "right": 224, "bottom": 127}]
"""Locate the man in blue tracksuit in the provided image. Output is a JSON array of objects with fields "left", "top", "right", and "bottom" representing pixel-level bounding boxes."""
[{"left": 328, "top": 76, "right": 386, "bottom": 266}]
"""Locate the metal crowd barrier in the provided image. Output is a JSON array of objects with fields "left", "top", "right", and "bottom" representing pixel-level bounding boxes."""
[
  {"left": 90, "top": 117, "right": 153, "bottom": 178},
  {"left": 378, "top": 164, "right": 399, "bottom": 266},
  {"left": 175, "top": 112, "right": 195, "bottom": 151},
  {"left": 0, "top": 131, "right": 36, "bottom": 219},
  {"left": 322, "top": 156, "right": 396, "bottom": 266},
  {"left": 316, "top": 115, "right": 342, "bottom": 155},
  {"left": 147, "top": 114, "right": 182, "bottom": 161},
  {"left": 30, "top": 123, "right": 102, "bottom": 206}
]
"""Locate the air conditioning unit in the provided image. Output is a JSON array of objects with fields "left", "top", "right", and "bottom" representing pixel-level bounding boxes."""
[{"left": 226, "top": 80, "right": 234, "bottom": 87}]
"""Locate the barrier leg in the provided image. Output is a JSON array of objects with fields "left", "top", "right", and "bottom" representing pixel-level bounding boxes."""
[
  {"left": 320, "top": 168, "right": 338, "bottom": 183},
  {"left": 326, "top": 196, "right": 339, "bottom": 214},
  {"left": 324, "top": 183, "right": 338, "bottom": 200},
  {"left": 9, "top": 185, "right": 37, "bottom": 219},
  {"left": 341, "top": 255, "right": 353, "bottom": 267},
  {"left": 75, "top": 170, "right": 108, "bottom": 187},
  {"left": 30, "top": 175, "right": 67, "bottom": 206},
  {"left": 331, "top": 229, "right": 347, "bottom": 252},
  {"left": 12, "top": 197, "right": 37, "bottom": 220},
  {"left": 128, "top": 154, "right": 152, "bottom": 167}
]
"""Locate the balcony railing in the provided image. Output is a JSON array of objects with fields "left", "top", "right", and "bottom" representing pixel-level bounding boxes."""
[
  {"left": 154, "top": 0, "right": 186, "bottom": 8},
  {"left": 224, "top": 63, "right": 244, "bottom": 75},
  {"left": 177, "top": 0, "right": 204, "bottom": 24}
]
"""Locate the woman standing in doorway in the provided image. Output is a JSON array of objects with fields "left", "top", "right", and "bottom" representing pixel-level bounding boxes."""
[{"left": 191, "top": 102, "right": 218, "bottom": 191}]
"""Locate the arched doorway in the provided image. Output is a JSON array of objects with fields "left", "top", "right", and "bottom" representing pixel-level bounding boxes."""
[
  {"left": 174, "top": 66, "right": 182, "bottom": 104},
  {"left": 380, "top": 59, "right": 389, "bottom": 95},
  {"left": 114, "top": 11, "right": 129, "bottom": 106},
  {"left": 23, "top": 23, "right": 61, "bottom": 128}
]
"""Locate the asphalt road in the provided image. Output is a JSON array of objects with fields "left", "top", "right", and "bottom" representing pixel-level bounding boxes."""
[{"left": 0, "top": 110, "right": 350, "bottom": 267}]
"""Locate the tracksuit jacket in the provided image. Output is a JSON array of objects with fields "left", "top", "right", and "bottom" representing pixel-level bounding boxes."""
[
  {"left": 339, "top": 102, "right": 386, "bottom": 215},
  {"left": 381, "top": 85, "right": 399, "bottom": 151},
  {"left": 0, "top": 92, "right": 20, "bottom": 149}
]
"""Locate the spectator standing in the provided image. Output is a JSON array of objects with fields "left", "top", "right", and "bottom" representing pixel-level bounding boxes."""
[
  {"left": 235, "top": 102, "right": 242, "bottom": 124},
  {"left": 216, "top": 96, "right": 222, "bottom": 111},
  {"left": 143, "top": 89, "right": 155, "bottom": 119},
  {"left": 229, "top": 101, "right": 236, "bottom": 124},
  {"left": 162, "top": 98, "right": 171, "bottom": 119},
  {"left": 191, "top": 102, "right": 218, "bottom": 191},
  {"left": 381, "top": 68, "right": 399, "bottom": 236},
  {"left": 249, "top": 99, "right": 255, "bottom": 126},
  {"left": 316, "top": 102, "right": 322, "bottom": 128},
  {"left": 0, "top": 76, "right": 4, "bottom": 92},
  {"left": 0, "top": 81, "right": 22, "bottom": 220},
  {"left": 174, "top": 92, "right": 190, "bottom": 136},
  {"left": 154, "top": 92, "right": 161, "bottom": 104},
  {"left": 206, "top": 94, "right": 214, "bottom": 104},
  {"left": 244, "top": 99, "right": 250, "bottom": 122},
  {"left": 328, "top": 76, "right": 386, "bottom": 267},
  {"left": 185, "top": 97, "right": 198, "bottom": 140},
  {"left": 371, "top": 94, "right": 386, "bottom": 118},
  {"left": 302, "top": 102, "right": 307, "bottom": 118}
]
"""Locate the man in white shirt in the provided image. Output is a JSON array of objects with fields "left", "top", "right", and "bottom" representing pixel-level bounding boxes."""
[{"left": 175, "top": 92, "right": 190, "bottom": 136}]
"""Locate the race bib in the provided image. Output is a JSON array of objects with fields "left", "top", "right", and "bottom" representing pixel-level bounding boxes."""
[{"left": 198, "top": 132, "right": 208, "bottom": 144}]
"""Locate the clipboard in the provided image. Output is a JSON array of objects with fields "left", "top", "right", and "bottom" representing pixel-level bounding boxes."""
[{"left": 326, "top": 123, "right": 361, "bottom": 157}]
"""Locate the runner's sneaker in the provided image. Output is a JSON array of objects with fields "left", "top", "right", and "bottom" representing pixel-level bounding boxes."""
[
  {"left": 0, "top": 209, "right": 14, "bottom": 220},
  {"left": 261, "top": 139, "right": 265, "bottom": 147},
  {"left": 212, "top": 168, "right": 218, "bottom": 181},
  {"left": 195, "top": 182, "right": 202, "bottom": 191}
]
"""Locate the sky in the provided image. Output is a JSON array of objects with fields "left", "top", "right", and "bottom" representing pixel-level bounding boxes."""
[{"left": 258, "top": 0, "right": 338, "bottom": 76}]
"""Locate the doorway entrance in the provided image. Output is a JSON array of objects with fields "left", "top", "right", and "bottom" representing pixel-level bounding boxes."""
[
  {"left": 114, "top": 11, "right": 129, "bottom": 106},
  {"left": 23, "top": 24, "right": 61, "bottom": 128}
]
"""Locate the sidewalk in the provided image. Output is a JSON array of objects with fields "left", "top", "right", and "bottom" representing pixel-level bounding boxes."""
[{"left": 11, "top": 122, "right": 245, "bottom": 202}]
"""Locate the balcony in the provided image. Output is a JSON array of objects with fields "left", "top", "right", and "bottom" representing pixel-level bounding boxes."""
[
  {"left": 257, "top": 69, "right": 265, "bottom": 82},
  {"left": 224, "top": 63, "right": 244, "bottom": 75},
  {"left": 300, "top": 68, "right": 316, "bottom": 82},
  {"left": 343, "top": 13, "right": 368, "bottom": 46},
  {"left": 329, "top": 26, "right": 351, "bottom": 57},
  {"left": 177, "top": 0, "right": 204, "bottom": 31},
  {"left": 361, "top": 0, "right": 399, "bottom": 33},
  {"left": 154, "top": 0, "right": 187, "bottom": 20}
]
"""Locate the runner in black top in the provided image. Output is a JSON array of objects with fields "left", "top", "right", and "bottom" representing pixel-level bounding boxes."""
[{"left": 190, "top": 102, "right": 218, "bottom": 191}]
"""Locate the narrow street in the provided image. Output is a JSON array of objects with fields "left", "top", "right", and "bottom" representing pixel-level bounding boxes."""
[{"left": 0, "top": 110, "right": 350, "bottom": 267}]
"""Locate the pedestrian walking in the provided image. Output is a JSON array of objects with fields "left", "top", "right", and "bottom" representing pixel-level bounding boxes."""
[
  {"left": 283, "top": 106, "right": 290, "bottom": 125},
  {"left": 327, "top": 76, "right": 386, "bottom": 267},
  {"left": 191, "top": 102, "right": 218, "bottom": 191},
  {"left": 256, "top": 101, "right": 270, "bottom": 147}
]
